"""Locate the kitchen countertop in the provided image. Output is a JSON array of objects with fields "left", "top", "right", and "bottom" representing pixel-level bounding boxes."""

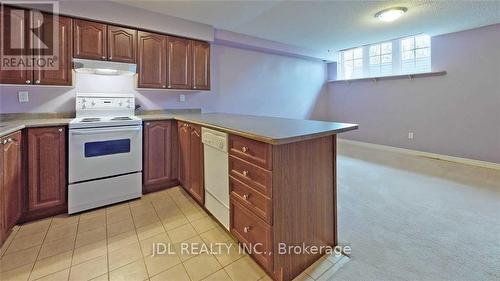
[{"left": 1, "top": 113, "right": 357, "bottom": 144}]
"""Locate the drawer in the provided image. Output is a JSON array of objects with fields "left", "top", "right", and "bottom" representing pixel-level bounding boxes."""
[
  {"left": 229, "top": 135, "right": 272, "bottom": 170},
  {"left": 230, "top": 200, "right": 273, "bottom": 271},
  {"left": 229, "top": 156, "right": 272, "bottom": 197},
  {"left": 230, "top": 176, "right": 272, "bottom": 224}
]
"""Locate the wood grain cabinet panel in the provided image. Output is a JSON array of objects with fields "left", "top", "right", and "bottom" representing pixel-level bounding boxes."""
[
  {"left": 230, "top": 199, "right": 273, "bottom": 271},
  {"left": 167, "top": 36, "right": 192, "bottom": 89},
  {"left": 178, "top": 121, "right": 190, "bottom": 190},
  {"left": 229, "top": 156, "right": 272, "bottom": 197},
  {"left": 188, "top": 124, "right": 204, "bottom": 204},
  {"left": 0, "top": 7, "right": 32, "bottom": 84},
  {"left": 0, "top": 131, "right": 22, "bottom": 246},
  {"left": 27, "top": 127, "right": 67, "bottom": 213},
  {"left": 230, "top": 176, "right": 272, "bottom": 224},
  {"left": 108, "top": 25, "right": 136, "bottom": 63},
  {"left": 143, "top": 120, "right": 177, "bottom": 193},
  {"left": 33, "top": 14, "right": 72, "bottom": 86},
  {"left": 192, "top": 41, "right": 210, "bottom": 90},
  {"left": 229, "top": 135, "right": 272, "bottom": 170},
  {"left": 2, "top": 131, "right": 22, "bottom": 231},
  {"left": 138, "top": 31, "right": 167, "bottom": 88},
  {"left": 73, "top": 19, "right": 107, "bottom": 60}
]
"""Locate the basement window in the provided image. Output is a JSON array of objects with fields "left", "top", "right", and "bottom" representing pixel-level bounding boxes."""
[{"left": 337, "top": 34, "right": 431, "bottom": 80}]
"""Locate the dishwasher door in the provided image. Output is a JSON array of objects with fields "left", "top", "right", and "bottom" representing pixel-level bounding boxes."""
[{"left": 202, "top": 128, "right": 229, "bottom": 229}]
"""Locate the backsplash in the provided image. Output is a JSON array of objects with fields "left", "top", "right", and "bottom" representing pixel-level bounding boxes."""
[{"left": 0, "top": 72, "right": 213, "bottom": 114}]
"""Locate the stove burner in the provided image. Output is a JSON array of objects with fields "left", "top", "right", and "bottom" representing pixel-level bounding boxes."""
[
  {"left": 111, "top": 117, "right": 133, "bottom": 121},
  {"left": 81, "top": 118, "right": 101, "bottom": 122}
]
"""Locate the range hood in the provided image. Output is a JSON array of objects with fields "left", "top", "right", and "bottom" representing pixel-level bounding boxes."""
[{"left": 73, "top": 58, "right": 136, "bottom": 76}]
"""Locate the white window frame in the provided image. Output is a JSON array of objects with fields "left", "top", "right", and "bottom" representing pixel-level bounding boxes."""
[{"left": 337, "top": 34, "right": 431, "bottom": 80}]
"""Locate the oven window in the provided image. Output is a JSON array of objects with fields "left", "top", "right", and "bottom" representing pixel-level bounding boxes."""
[{"left": 84, "top": 139, "right": 131, "bottom": 157}]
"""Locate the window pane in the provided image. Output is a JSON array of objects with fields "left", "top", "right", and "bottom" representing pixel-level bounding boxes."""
[
  {"left": 381, "top": 42, "right": 392, "bottom": 54},
  {"left": 415, "top": 48, "right": 430, "bottom": 58},
  {"left": 402, "top": 50, "right": 414, "bottom": 60},
  {"left": 369, "top": 45, "right": 380, "bottom": 56},
  {"left": 401, "top": 38, "right": 414, "bottom": 51},
  {"left": 369, "top": 56, "right": 380, "bottom": 65},
  {"left": 381, "top": 54, "right": 392, "bottom": 64},
  {"left": 415, "top": 35, "right": 430, "bottom": 48},
  {"left": 353, "top": 48, "right": 363, "bottom": 59},
  {"left": 343, "top": 49, "right": 353, "bottom": 60}
]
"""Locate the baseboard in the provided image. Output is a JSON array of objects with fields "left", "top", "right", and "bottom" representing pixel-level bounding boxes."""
[{"left": 338, "top": 138, "right": 500, "bottom": 170}]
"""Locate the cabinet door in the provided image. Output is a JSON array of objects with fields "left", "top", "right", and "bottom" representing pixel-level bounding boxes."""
[
  {"left": 192, "top": 41, "right": 210, "bottom": 90},
  {"left": 189, "top": 124, "right": 204, "bottom": 204},
  {"left": 143, "top": 121, "right": 173, "bottom": 192},
  {"left": 0, "top": 7, "right": 32, "bottom": 85},
  {"left": 33, "top": 14, "right": 72, "bottom": 86},
  {"left": 73, "top": 19, "right": 107, "bottom": 60},
  {"left": 178, "top": 121, "right": 191, "bottom": 191},
  {"left": 27, "top": 127, "right": 66, "bottom": 212},
  {"left": 108, "top": 25, "right": 136, "bottom": 63},
  {"left": 2, "top": 131, "right": 22, "bottom": 230},
  {"left": 137, "top": 31, "right": 167, "bottom": 88},
  {"left": 167, "top": 36, "right": 192, "bottom": 89},
  {"left": 0, "top": 138, "right": 4, "bottom": 245}
]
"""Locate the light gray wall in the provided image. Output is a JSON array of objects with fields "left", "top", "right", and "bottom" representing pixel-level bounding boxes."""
[
  {"left": 319, "top": 24, "right": 500, "bottom": 163},
  {"left": 0, "top": 44, "right": 327, "bottom": 120}
]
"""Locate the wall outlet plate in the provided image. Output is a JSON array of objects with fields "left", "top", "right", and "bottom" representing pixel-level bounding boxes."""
[
  {"left": 179, "top": 94, "right": 186, "bottom": 103},
  {"left": 18, "top": 91, "right": 29, "bottom": 103},
  {"left": 408, "top": 132, "right": 414, "bottom": 139}
]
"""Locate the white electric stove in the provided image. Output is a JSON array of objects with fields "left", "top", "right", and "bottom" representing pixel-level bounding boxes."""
[{"left": 68, "top": 93, "right": 143, "bottom": 214}]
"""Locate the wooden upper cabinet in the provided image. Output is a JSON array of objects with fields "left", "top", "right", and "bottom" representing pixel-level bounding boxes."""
[
  {"left": 27, "top": 127, "right": 66, "bottom": 212},
  {"left": 189, "top": 124, "right": 204, "bottom": 204},
  {"left": 2, "top": 131, "right": 22, "bottom": 232},
  {"left": 108, "top": 25, "right": 136, "bottom": 63},
  {"left": 143, "top": 121, "right": 174, "bottom": 192},
  {"left": 192, "top": 41, "right": 210, "bottom": 90},
  {"left": 138, "top": 31, "right": 167, "bottom": 88},
  {"left": 73, "top": 19, "right": 107, "bottom": 60},
  {"left": 167, "top": 36, "right": 192, "bottom": 89},
  {"left": 33, "top": 14, "right": 73, "bottom": 86},
  {"left": 0, "top": 7, "right": 32, "bottom": 85}
]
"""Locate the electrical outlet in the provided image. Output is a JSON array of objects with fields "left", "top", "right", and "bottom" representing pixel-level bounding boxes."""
[
  {"left": 408, "top": 132, "right": 414, "bottom": 139},
  {"left": 18, "top": 91, "right": 29, "bottom": 103},
  {"left": 179, "top": 94, "right": 186, "bottom": 103}
]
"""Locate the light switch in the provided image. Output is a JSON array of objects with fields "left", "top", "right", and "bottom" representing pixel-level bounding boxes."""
[
  {"left": 179, "top": 94, "right": 186, "bottom": 103},
  {"left": 18, "top": 91, "right": 29, "bottom": 103}
]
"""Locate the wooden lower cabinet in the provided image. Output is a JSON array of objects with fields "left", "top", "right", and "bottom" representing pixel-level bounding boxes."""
[
  {"left": 229, "top": 134, "right": 337, "bottom": 281},
  {"left": 0, "top": 131, "right": 22, "bottom": 246},
  {"left": 24, "top": 127, "right": 67, "bottom": 221},
  {"left": 177, "top": 121, "right": 204, "bottom": 204},
  {"left": 143, "top": 120, "right": 178, "bottom": 193}
]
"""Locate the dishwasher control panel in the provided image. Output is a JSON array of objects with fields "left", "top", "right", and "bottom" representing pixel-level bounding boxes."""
[{"left": 201, "top": 127, "right": 228, "bottom": 152}]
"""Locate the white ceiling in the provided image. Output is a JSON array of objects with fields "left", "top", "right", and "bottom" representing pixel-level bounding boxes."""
[{"left": 114, "top": 0, "right": 500, "bottom": 53}]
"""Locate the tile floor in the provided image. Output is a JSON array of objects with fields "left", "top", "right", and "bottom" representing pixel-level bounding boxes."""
[{"left": 0, "top": 186, "right": 347, "bottom": 281}]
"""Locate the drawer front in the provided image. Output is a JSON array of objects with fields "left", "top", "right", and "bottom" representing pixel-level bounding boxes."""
[
  {"left": 229, "top": 156, "right": 272, "bottom": 197},
  {"left": 230, "top": 176, "right": 272, "bottom": 224},
  {"left": 230, "top": 200, "right": 273, "bottom": 271},
  {"left": 229, "top": 135, "right": 272, "bottom": 170}
]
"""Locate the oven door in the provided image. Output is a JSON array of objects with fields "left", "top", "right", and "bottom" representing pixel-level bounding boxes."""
[{"left": 69, "top": 125, "right": 142, "bottom": 183}]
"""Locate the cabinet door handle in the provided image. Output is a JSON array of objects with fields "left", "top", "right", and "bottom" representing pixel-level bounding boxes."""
[
  {"left": 242, "top": 170, "right": 249, "bottom": 177},
  {"left": 58, "top": 128, "right": 63, "bottom": 132},
  {"left": 1, "top": 139, "right": 6, "bottom": 145},
  {"left": 243, "top": 226, "right": 251, "bottom": 233},
  {"left": 35, "top": 80, "right": 40, "bottom": 84},
  {"left": 242, "top": 194, "right": 250, "bottom": 200},
  {"left": 102, "top": 56, "right": 106, "bottom": 60},
  {"left": 241, "top": 146, "right": 249, "bottom": 153},
  {"left": 146, "top": 122, "right": 150, "bottom": 126},
  {"left": 162, "top": 85, "right": 166, "bottom": 88},
  {"left": 26, "top": 80, "right": 31, "bottom": 84},
  {"left": 109, "top": 56, "right": 112, "bottom": 60}
]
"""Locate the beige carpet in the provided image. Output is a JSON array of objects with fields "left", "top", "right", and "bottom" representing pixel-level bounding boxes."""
[{"left": 330, "top": 141, "right": 500, "bottom": 281}]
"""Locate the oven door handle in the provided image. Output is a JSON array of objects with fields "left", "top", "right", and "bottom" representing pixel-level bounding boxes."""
[{"left": 70, "top": 127, "right": 142, "bottom": 135}]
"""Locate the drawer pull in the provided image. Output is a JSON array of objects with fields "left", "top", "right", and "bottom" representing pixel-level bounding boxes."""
[
  {"left": 242, "top": 170, "right": 249, "bottom": 177},
  {"left": 243, "top": 194, "right": 250, "bottom": 200},
  {"left": 243, "top": 226, "right": 251, "bottom": 233},
  {"left": 242, "top": 146, "right": 249, "bottom": 153}
]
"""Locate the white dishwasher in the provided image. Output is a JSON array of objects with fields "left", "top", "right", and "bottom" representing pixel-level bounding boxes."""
[{"left": 202, "top": 127, "right": 230, "bottom": 229}]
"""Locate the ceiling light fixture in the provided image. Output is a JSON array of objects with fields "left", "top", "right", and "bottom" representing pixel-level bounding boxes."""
[{"left": 375, "top": 7, "right": 407, "bottom": 22}]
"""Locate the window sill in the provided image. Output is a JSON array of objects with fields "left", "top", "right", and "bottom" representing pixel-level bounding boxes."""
[{"left": 328, "top": 70, "right": 446, "bottom": 83}]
